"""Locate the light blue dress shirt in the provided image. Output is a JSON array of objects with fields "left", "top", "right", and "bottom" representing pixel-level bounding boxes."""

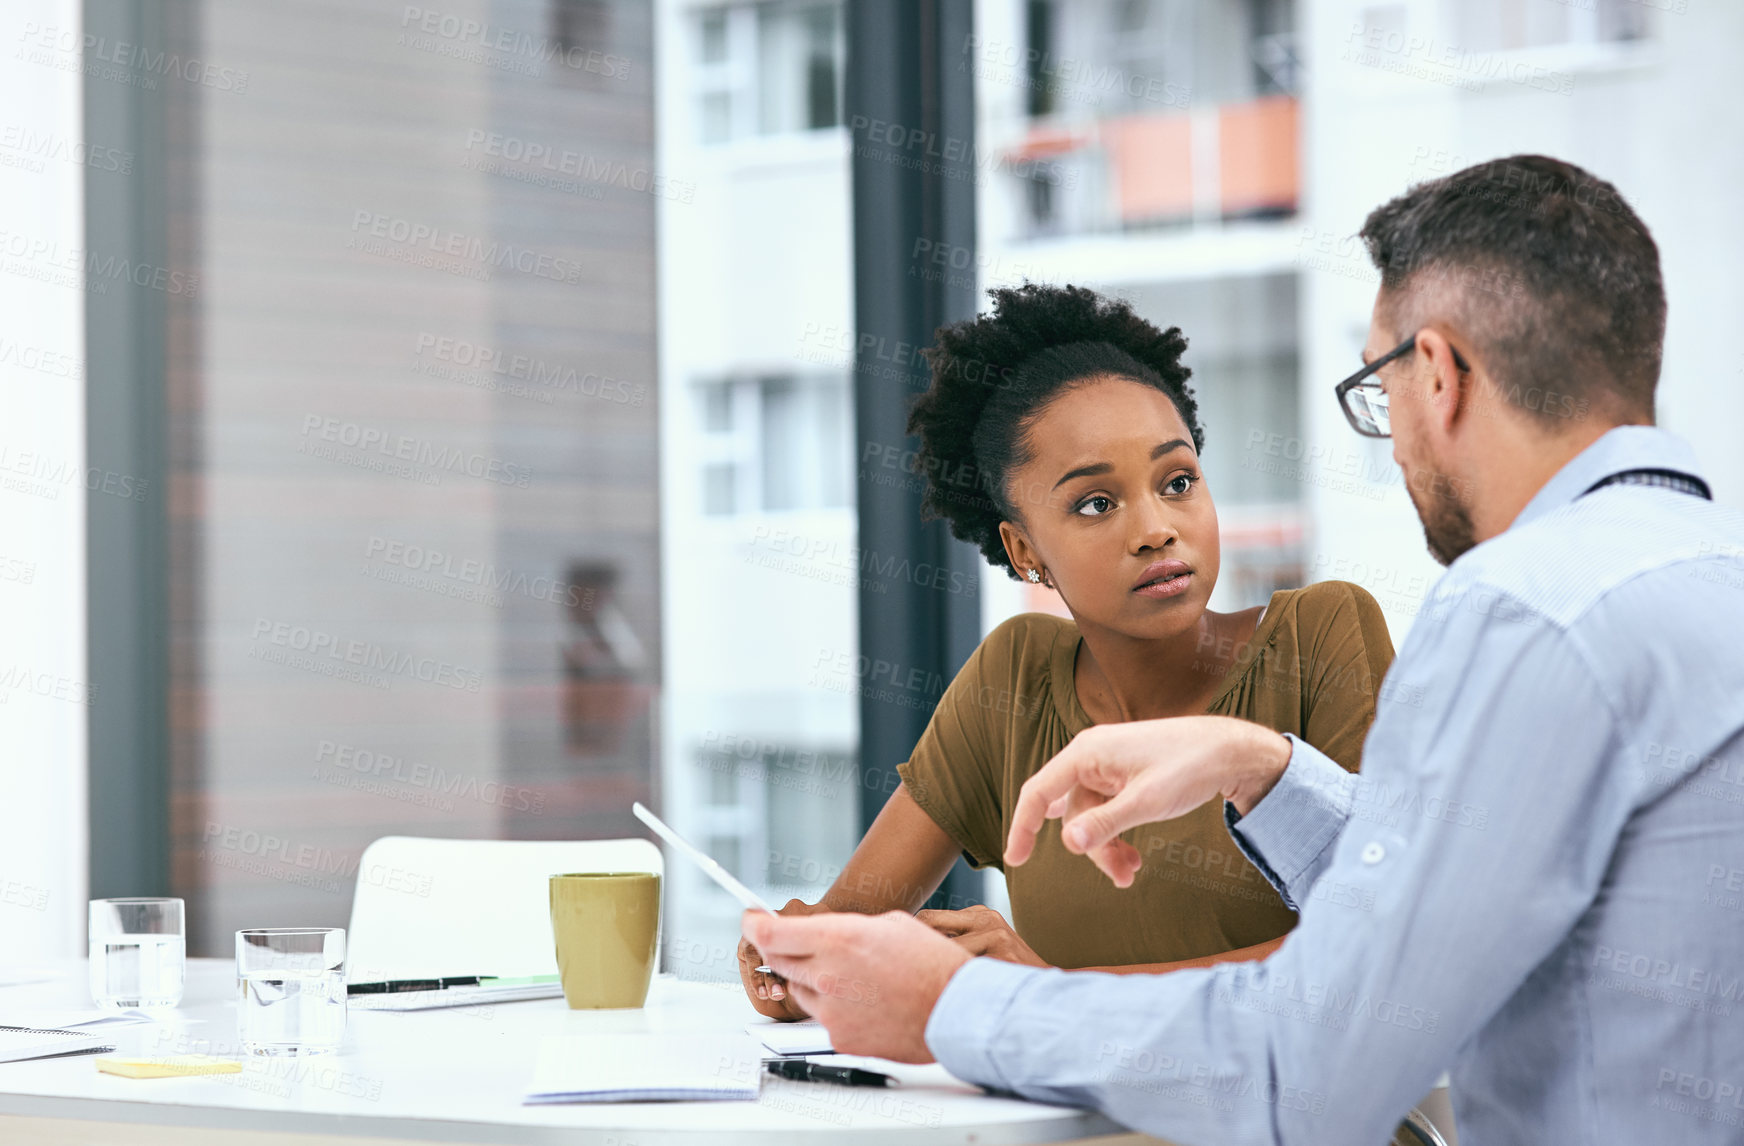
[{"left": 926, "top": 426, "right": 1744, "bottom": 1145}]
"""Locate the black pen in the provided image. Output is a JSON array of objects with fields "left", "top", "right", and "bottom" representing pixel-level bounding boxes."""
[
  {"left": 765, "top": 1059, "right": 894, "bottom": 1087},
  {"left": 346, "top": 976, "right": 482, "bottom": 995}
]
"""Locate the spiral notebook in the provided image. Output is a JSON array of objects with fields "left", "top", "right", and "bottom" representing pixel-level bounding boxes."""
[
  {"left": 523, "top": 1033, "right": 763, "bottom": 1104},
  {"left": 0, "top": 1025, "right": 114, "bottom": 1065}
]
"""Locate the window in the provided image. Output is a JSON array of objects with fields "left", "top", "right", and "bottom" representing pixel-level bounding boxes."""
[
  {"left": 694, "top": 375, "right": 851, "bottom": 515},
  {"left": 694, "top": 7, "right": 749, "bottom": 143},
  {"left": 1104, "top": 0, "right": 1196, "bottom": 113},
  {"left": 1248, "top": 0, "right": 1300, "bottom": 96},
  {"left": 1006, "top": 0, "right": 1301, "bottom": 236},
  {"left": 1027, "top": 0, "right": 1289, "bottom": 116},
  {"left": 131, "top": 0, "right": 662, "bottom": 954},
  {"left": 699, "top": 8, "right": 730, "bottom": 62},
  {"left": 1453, "top": 0, "right": 1651, "bottom": 51},
  {"left": 1024, "top": 0, "right": 1057, "bottom": 116},
  {"left": 693, "top": 1, "right": 845, "bottom": 144}
]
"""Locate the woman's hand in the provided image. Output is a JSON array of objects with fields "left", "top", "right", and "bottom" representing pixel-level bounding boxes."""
[
  {"left": 738, "top": 898, "right": 826, "bottom": 1020},
  {"left": 915, "top": 904, "right": 1049, "bottom": 967}
]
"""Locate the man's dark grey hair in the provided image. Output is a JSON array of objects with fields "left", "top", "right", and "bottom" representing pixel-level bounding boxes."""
[{"left": 1360, "top": 154, "right": 1665, "bottom": 426}]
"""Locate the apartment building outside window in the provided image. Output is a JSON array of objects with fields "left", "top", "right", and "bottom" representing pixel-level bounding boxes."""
[
  {"left": 694, "top": 0, "right": 846, "bottom": 144},
  {"left": 997, "top": 0, "right": 1300, "bottom": 237},
  {"left": 695, "top": 375, "right": 853, "bottom": 517}
]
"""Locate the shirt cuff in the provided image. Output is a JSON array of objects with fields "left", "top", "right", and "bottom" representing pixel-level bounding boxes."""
[
  {"left": 1224, "top": 733, "right": 1354, "bottom": 910},
  {"left": 924, "top": 956, "right": 1037, "bottom": 1092}
]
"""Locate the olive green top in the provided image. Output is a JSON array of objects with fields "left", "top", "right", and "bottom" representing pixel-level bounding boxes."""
[{"left": 897, "top": 580, "right": 1396, "bottom": 968}]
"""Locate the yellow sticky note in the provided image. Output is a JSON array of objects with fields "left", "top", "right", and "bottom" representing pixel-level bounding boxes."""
[{"left": 96, "top": 1055, "right": 244, "bottom": 1079}]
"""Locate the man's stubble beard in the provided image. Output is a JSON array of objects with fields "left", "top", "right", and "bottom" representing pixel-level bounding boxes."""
[{"left": 1407, "top": 471, "right": 1478, "bottom": 567}]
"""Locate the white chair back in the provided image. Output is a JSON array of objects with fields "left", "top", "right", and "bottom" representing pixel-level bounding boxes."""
[{"left": 345, "top": 836, "right": 662, "bottom": 981}]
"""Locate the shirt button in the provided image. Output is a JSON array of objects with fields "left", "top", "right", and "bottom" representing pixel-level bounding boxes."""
[{"left": 1361, "top": 842, "right": 1386, "bottom": 865}]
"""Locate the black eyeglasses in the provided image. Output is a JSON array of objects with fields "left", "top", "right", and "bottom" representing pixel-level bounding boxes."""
[{"left": 1334, "top": 333, "right": 1470, "bottom": 438}]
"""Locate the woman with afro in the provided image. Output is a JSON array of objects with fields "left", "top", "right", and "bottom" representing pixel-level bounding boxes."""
[{"left": 741, "top": 283, "right": 1394, "bottom": 1019}]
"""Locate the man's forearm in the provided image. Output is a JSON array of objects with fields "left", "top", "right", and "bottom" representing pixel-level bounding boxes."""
[{"left": 926, "top": 957, "right": 1316, "bottom": 1144}]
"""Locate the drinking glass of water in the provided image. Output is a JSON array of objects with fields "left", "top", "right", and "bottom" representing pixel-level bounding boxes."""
[
  {"left": 235, "top": 927, "right": 347, "bottom": 1056},
  {"left": 88, "top": 898, "right": 186, "bottom": 1013}
]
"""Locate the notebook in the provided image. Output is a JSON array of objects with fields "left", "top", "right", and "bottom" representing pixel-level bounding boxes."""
[
  {"left": 747, "top": 1019, "right": 833, "bottom": 1056},
  {"left": 523, "top": 1033, "right": 763, "bottom": 1104},
  {"left": 0, "top": 1026, "right": 115, "bottom": 1065},
  {"left": 9, "top": 1008, "right": 154, "bottom": 1031}
]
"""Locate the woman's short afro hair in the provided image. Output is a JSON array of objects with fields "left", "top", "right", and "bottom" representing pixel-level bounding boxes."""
[{"left": 906, "top": 282, "right": 1200, "bottom": 576}]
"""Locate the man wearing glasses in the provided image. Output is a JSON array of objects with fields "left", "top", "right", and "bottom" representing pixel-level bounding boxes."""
[{"left": 745, "top": 155, "right": 1744, "bottom": 1144}]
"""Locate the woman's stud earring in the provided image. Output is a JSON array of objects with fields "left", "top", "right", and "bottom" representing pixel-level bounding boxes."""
[{"left": 1026, "top": 568, "right": 1042, "bottom": 584}]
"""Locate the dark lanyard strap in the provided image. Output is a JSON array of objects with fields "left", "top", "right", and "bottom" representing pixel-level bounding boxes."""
[{"left": 1582, "top": 468, "right": 1712, "bottom": 501}]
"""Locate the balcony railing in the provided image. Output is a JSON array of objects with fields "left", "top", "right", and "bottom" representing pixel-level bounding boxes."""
[{"left": 1008, "top": 95, "right": 1299, "bottom": 237}]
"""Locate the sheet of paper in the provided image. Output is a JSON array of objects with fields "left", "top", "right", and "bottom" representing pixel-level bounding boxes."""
[
  {"left": 524, "top": 1032, "right": 763, "bottom": 1104},
  {"left": 747, "top": 1019, "right": 833, "bottom": 1056},
  {"left": 6, "top": 1009, "right": 155, "bottom": 1030},
  {"left": 0, "top": 968, "right": 64, "bottom": 990}
]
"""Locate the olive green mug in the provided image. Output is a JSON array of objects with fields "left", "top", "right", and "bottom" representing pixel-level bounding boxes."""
[{"left": 548, "top": 871, "right": 661, "bottom": 1009}]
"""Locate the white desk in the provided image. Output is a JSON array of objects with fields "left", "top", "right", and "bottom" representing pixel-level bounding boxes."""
[{"left": 0, "top": 960, "right": 1135, "bottom": 1145}]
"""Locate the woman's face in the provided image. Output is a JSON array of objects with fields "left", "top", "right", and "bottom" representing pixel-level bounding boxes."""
[{"left": 998, "top": 375, "right": 1220, "bottom": 641}]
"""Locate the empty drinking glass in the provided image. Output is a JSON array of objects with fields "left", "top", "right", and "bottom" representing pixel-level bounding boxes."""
[
  {"left": 88, "top": 898, "right": 186, "bottom": 1012},
  {"left": 235, "top": 927, "right": 347, "bottom": 1056}
]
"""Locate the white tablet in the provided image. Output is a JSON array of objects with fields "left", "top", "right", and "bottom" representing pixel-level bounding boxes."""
[{"left": 632, "top": 802, "right": 777, "bottom": 916}]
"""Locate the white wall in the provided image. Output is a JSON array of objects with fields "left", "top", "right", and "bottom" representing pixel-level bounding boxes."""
[{"left": 0, "top": 0, "right": 89, "bottom": 963}]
